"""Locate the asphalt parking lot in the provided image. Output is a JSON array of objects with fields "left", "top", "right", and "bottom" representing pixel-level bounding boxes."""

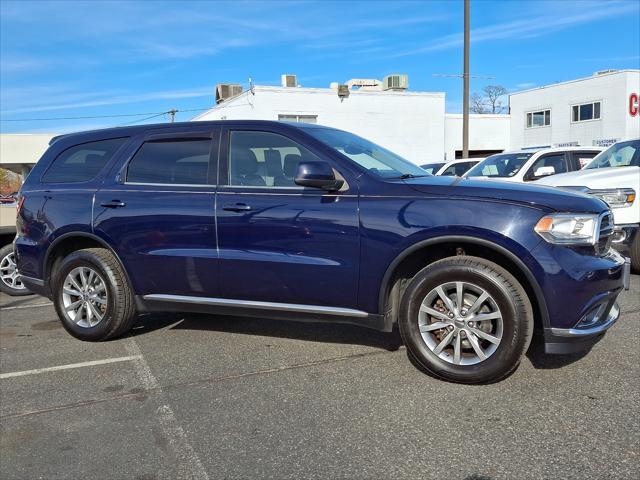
[{"left": 1, "top": 277, "right": 639, "bottom": 480}]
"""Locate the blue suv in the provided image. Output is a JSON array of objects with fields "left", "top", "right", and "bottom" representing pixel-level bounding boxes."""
[{"left": 15, "top": 121, "right": 630, "bottom": 383}]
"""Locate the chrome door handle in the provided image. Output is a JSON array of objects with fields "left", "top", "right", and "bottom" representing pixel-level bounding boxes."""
[
  {"left": 100, "top": 200, "right": 126, "bottom": 208},
  {"left": 223, "top": 203, "right": 252, "bottom": 212}
]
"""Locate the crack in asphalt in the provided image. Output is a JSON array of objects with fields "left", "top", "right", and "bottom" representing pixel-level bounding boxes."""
[{"left": 0, "top": 349, "right": 392, "bottom": 421}]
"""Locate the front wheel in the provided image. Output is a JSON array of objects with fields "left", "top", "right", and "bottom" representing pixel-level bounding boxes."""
[
  {"left": 399, "top": 256, "right": 533, "bottom": 384},
  {"left": 53, "top": 248, "right": 136, "bottom": 341}
]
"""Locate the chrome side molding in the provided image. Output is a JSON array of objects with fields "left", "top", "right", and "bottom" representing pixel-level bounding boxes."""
[{"left": 143, "top": 294, "right": 369, "bottom": 318}]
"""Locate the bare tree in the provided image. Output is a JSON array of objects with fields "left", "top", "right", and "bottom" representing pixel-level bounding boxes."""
[
  {"left": 470, "top": 92, "right": 487, "bottom": 114},
  {"left": 483, "top": 85, "right": 508, "bottom": 113}
]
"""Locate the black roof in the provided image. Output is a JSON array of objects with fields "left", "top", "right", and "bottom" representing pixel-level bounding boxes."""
[{"left": 50, "top": 120, "right": 329, "bottom": 145}]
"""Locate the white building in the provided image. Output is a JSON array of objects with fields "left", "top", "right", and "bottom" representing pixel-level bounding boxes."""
[
  {"left": 0, "top": 134, "right": 54, "bottom": 176},
  {"left": 509, "top": 69, "right": 640, "bottom": 150},
  {"left": 193, "top": 76, "right": 510, "bottom": 164}
]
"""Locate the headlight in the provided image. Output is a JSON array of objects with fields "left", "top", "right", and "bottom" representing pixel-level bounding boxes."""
[
  {"left": 589, "top": 189, "right": 636, "bottom": 208},
  {"left": 534, "top": 213, "right": 599, "bottom": 245}
]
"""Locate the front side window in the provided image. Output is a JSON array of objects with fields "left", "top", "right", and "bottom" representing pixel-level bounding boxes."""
[
  {"left": 526, "top": 109, "right": 551, "bottom": 128},
  {"left": 306, "top": 128, "right": 429, "bottom": 179},
  {"left": 466, "top": 152, "right": 534, "bottom": 178},
  {"left": 572, "top": 101, "right": 601, "bottom": 122},
  {"left": 585, "top": 140, "right": 640, "bottom": 169},
  {"left": 126, "top": 138, "right": 212, "bottom": 185},
  {"left": 42, "top": 137, "right": 127, "bottom": 183},
  {"left": 527, "top": 153, "right": 567, "bottom": 179},
  {"left": 228, "top": 131, "right": 320, "bottom": 187}
]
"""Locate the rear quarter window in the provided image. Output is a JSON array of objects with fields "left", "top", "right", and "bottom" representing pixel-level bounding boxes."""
[{"left": 41, "top": 137, "right": 127, "bottom": 183}]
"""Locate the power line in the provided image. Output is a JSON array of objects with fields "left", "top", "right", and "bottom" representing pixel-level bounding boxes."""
[{"left": 0, "top": 107, "right": 211, "bottom": 123}]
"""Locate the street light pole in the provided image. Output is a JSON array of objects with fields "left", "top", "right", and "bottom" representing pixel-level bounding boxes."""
[{"left": 462, "top": 0, "right": 470, "bottom": 159}]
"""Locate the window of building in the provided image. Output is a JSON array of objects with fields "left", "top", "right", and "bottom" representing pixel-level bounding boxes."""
[
  {"left": 228, "top": 130, "right": 320, "bottom": 187},
  {"left": 278, "top": 114, "right": 318, "bottom": 124},
  {"left": 126, "top": 138, "right": 212, "bottom": 185},
  {"left": 572, "top": 101, "right": 601, "bottom": 122},
  {"left": 42, "top": 137, "right": 127, "bottom": 183},
  {"left": 526, "top": 109, "right": 551, "bottom": 128}
]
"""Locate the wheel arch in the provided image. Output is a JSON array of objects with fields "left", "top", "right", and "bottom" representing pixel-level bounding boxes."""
[
  {"left": 378, "top": 235, "right": 549, "bottom": 331},
  {"left": 44, "top": 232, "right": 132, "bottom": 291}
]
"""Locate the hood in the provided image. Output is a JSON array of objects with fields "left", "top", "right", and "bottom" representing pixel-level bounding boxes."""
[
  {"left": 402, "top": 176, "right": 608, "bottom": 213},
  {"left": 534, "top": 166, "right": 640, "bottom": 190}
]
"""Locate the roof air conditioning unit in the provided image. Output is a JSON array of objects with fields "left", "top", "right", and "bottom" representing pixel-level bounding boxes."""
[
  {"left": 215, "top": 84, "right": 243, "bottom": 104},
  {"left": 281, "top": 74, "right": 297, "bottom": 87},
  {"left": 383, "top": 74, "right": 409, "bottom": 91}
]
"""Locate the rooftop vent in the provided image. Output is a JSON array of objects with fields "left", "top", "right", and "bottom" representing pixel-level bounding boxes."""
[
  {"left": 383, "top": 74, "right": 409, "bottom": 91},
  {"left": 346, "top": 78, "right": 383, "bottom": 91},
  {"left": 281, "top": 74, "right": 298, "bottom": 88},
  {"left": 594, "top": 69, "right": 617, "bottom": 76},
  {"left": 215, "top": 83, "right": 243, "bottom": 104}
]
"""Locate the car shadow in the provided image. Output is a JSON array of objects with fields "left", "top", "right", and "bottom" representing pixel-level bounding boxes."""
[
  {"left": 129, "top": 312, "right": 404, "bottom": 352},
  {"left": 525, "top": 335, "right": 591, "bottom": 369}
]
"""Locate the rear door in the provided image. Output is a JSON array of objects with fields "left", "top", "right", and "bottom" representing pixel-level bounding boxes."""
[
  {"left": 93, "top": 127, "right": 220, "bottom": 297},
  {"left": 215, "top": 126, "right": 360, "bottom": 309}
]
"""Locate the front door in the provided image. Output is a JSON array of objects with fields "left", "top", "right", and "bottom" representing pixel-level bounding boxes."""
[
  {"left": 93, "top": 128, "right": 220, "bottom": 297},
  {"left": 215, "top": 127, "right": 360, "bottom": 308}
]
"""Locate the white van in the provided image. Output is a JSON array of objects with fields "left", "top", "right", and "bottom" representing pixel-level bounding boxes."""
[
  {"left": 537, "top": 139, "right": 640, "bottom": 271},
  {"left": 464, "top": 146, "right": 603, "bottom": 183}
]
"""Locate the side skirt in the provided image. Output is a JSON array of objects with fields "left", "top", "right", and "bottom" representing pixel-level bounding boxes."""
[{"left": 135, "top": 294, "right": 391, "bottom": 332}]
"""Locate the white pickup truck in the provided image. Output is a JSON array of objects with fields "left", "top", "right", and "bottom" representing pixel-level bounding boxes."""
[{"left": 537, "top": 139, "right": 640, "bottom": 271}]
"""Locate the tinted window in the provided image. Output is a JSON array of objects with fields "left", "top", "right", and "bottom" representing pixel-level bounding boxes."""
[
  {"left": 572, "top": 151, "right": 600, "bottom": 168},
  {"left": 127, "top": 139, "right": 211, "bottom": 185},
  {"left": 228, "top": 131, "right": 320, "bottom": 187},
  {"left": 42, "top": 137, "right": 127, "bottom": 183},
  {"left": 441, "top": 161, "right": 478, "bottom": 176}
]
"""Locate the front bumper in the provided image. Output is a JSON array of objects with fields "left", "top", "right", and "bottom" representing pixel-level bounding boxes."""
[{"left": 529, "top": 241, "right": 630, "bottom": 355}]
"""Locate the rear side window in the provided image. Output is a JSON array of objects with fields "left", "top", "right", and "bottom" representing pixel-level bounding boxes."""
[
  {"left": 42, "top": 137, "right": 127, "bottom": 183},
  {"left": 126, "top": 139, "right": 212, "bottom": 185}
]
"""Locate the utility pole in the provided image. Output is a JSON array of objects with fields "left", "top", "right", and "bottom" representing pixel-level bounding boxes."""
[
  {"left": 462, "top": 0, "right": 470, "bottom": 159},
  {"left": 168, "top": 109, "right": 178, "bottom": 123}
]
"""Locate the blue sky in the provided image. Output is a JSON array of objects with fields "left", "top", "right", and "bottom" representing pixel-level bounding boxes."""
[{"left": 1, "top": 0, "right": 639, "bottom": 133}]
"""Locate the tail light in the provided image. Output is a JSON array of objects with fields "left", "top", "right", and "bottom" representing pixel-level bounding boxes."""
[{"left": 16, "top": 196, "right": 25, "bottom": 215}]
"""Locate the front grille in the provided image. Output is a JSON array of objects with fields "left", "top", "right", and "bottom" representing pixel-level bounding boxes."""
[{"left": 597, "top": 211, "right": 614, "bottom": 253}]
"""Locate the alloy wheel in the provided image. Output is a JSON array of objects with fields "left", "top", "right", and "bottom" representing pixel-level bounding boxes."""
[
  {"left": 418, "top": 281, "right": 503, "bottom": 365},
  {"left": 0, "top": 251, "right": 25, "bottom": 291},
  {"left": 61, "top": 266, "right": 108, "bottom": 328}
]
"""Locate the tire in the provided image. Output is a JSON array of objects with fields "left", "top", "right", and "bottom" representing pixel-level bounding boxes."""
[
  {"left": 52, "top": 248, "right": 136, "bottom": 341},
  {"left": 631, "top": 233, "right": 640, "bottom": 274},
  {"left": 0, "top": 244, "right": 32, "bottom": 296},
  {"left": 398, "top": 256, "right": 533, "bottom": 384}
]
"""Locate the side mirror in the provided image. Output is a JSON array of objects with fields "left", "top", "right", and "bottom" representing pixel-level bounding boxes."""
[
  {"left": 294, "top": 161, "right": 344, "bottom": 191},
  {"left": 534, "top": 165, "right": 555, "bottom": 177}
]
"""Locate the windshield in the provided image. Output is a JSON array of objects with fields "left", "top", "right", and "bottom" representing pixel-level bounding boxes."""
[
  {"left": 465, "top": 152, "right": 534, "bottom": 178},
  {"left": 584, "top": 139, "right": 640, "bottom": 169},
  {"left": 306, "top": 128, "right": 429, "bottom": 178},
  {"left": 420, "top": 162, "right": 446, "bottom": 174}
]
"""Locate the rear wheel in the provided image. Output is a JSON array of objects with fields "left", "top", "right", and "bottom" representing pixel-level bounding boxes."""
[
  {"left": 399, "top": 256, "right": 533, "bottom": 384},
  {"left": 0, "top": 244, "right": 31, "bottom": 296},
  {"left": 53, "top": 248, "right": 136, "bottom": 341}
]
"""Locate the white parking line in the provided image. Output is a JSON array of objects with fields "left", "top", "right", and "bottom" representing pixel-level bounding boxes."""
[
  {"left": 0, "top": 302, "right": 54, "bottom": 311},
  {"left": 125, "top": 338, "right": 209, "bottom": 480},
  {"left": 0, "top": 355, "right": 142, "bottom": 379}
]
